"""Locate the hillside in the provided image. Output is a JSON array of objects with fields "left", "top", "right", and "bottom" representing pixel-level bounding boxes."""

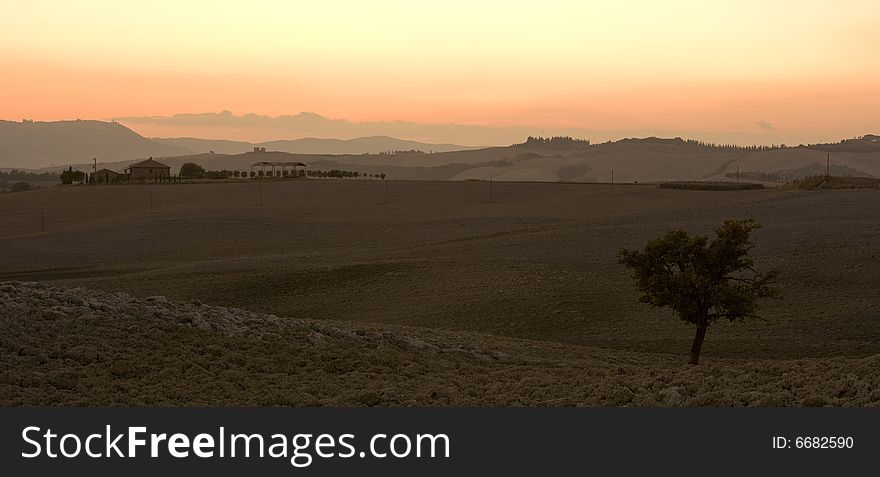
[
  {"left": 2, "top": 179, "right": 879, "bottom": 406},
  {"left": 0, "top": 120, "right": 478, "bottom": 170},
  {"left": 150, "top": 137, "right": 253, "bottom": 155},
  {"left": 3, "top": 282, "right": 878, "bottom": 406},
  {"left": 0, "top": 120, "right": 190, "bottom": 169},
  {"left": 40, "top": 137, "right": 880, "bottom": 184},
  {"left": 10, "top": 122, "right": 880, "bottom": 183},
  {"left": 2, "top": 181, "right": 877, "bottom": 360},
  {"left": 790, "top": 175, "right": 880, "bottom": 189}
]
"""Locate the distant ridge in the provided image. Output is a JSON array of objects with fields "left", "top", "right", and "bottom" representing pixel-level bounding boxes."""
[
  {"left": 0, "top": 119, "right": 480, "bottom": 169},
  {"left": 154, "top": 135, "right": 480, "bottom": 156},
  {"left": 0, "top": 120, "right": 189, "bottom": 169}
]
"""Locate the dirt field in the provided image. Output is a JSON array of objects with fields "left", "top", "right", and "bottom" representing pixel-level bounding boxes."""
[
  {"left": 1, "top": 180, "right": 878, "bottom": 405},
  {"left": 2, "top": 282, "right": 877, "bottom": 406}
]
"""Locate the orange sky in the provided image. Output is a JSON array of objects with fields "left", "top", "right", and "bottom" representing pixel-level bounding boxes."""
[{"left": 2, "top": 0, "right": 878, "bottom": 144}]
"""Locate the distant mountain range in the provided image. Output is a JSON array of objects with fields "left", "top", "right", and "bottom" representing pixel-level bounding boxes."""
[
  {"left": 115, "top": 110, "right": 831, "bottom": 149},
  {"left": 0, "top": 120, "right": 478, "bottom": 169},
  {"left": 153, "top": 136, "right": 480, "bottom": 156}
]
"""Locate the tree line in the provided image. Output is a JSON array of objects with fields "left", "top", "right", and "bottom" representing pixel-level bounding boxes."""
[
  {"left": 378, "top": 149, "right": 427, "bottom": 155},
  {"left": 515, "top": 136, "right": 592, "bottom": 148},
  {"left": 307, "top": 169, "right": 385, "bottom": 179},
  {"left": 675, "top": 138, "right": 786, "bottom": 152},
  {"left": 723, "top": 170, "right": 784, "bottom": 182},
  {"left": 178, "top": 162, "right": 386, "bottom": 180},
  {"left": 0, "top": 170, "right": 58, "bottom": 181}
]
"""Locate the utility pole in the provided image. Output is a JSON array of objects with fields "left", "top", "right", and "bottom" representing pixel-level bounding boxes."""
[
  {"left": 826, "top": 154, "right": 831, "bottom": 178},
  {"left": 489, "top": 178, "right": 493, "bottom": 202}
]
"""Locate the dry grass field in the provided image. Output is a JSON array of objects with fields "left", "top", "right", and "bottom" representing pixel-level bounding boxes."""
[{"left": 1, "top": 180, "right": 878, "bottom": 405}]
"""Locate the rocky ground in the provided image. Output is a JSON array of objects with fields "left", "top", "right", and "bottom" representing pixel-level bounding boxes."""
[{"left": 1, "top": 281, "right": 878, "bottom": 407}]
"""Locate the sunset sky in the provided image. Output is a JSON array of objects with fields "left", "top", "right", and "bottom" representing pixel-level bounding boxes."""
[{"left": 1, "top": 0, "right": 878, "bottom": 144}]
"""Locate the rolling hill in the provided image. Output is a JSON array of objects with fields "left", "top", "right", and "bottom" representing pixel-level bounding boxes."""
[
  {"left": 43, "top": 135, "right": 880, "bottom": 184},
  {"left": 0, "top": 120, "right": 190, "bottom": 169},
  {"left": 0, "top": 119, "right": 480, "bottom": 169},
  {"left": 2, "top": 181, "right": 879, "bottom": 405},
  {"left": 6, "top": 119, "right": 878, "bottom": 184}
]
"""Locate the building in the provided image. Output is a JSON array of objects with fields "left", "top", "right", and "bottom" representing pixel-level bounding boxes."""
[
  {"left": 250, "top": 161, "right": 307, "bottom": 178},
  {"left": 93, "top": 168, "right": 121, "bottom": 184},
  {"left": 125, "top": 158, "right": 171, "bottom": 180},
  {"left": 253, "top": 147, "right": 267, "bottom": 153}
]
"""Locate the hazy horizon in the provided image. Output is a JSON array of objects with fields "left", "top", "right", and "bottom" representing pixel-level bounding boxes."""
[
  {"left": 2, "top": 0, "right": 878, "bottom": 146},
  {"left": 112, "top": 111, "right": 876, "bottom": 146},
  {"left": 3, "top": 112, "right": 876, "bottom": 148}
]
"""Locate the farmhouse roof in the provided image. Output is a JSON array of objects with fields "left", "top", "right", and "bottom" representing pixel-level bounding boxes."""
[
  {"left": 127, "top": 158, "right": 170, "bottom": 169},
  {"left": 94, "top": 168, "right": 121, "bottom": 175}
]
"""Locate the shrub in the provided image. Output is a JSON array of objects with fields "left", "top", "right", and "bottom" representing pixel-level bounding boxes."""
[
  {"left": 10, "top": 182, "right": 33, "bottom": 193},
  {"left": 659, "top": 181, "right": 763, "bottom": 191},
  {"left": 179, "top": 162, "right": 206, "bottom": 179}
]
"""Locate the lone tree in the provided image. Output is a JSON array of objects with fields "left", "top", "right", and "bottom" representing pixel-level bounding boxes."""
[
  {"left": 179, "top": 162, "right": 206, "bottom": 179},
  {"left": 60, "top": 167, "right": 85, "bottom": 185},
  {"left": 618, "top": 219, "right": 780, "bottom": 365}
]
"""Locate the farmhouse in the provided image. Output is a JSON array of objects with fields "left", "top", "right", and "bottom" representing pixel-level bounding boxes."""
[
  {"left": 250, "top": 161, "right": 307, "bottom": 178},
  {"left": 93, "top": 168, "right": 121, "bottom": 184},
  {"left": 125, "top": 158, "right": 170, "bottom": 180}
]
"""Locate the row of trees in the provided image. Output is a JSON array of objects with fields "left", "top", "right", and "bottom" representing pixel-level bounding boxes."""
[
  {"left": 181, "top": 163, "right": 247, "bottom": 179},
  {"left": 178, "top": 162, "right": 387, "bottom": 180},
  {"left": 378, "top": 149, "right": 427, "bottom": 155},
  {"left": 516, "top": 136, "right": 592, "bottom": 148},
  {"left": 723, "top": 170, "right": 785, "bottom": 182},
  {"left": 1, "top": 170, "right": 58, "bottom": 182},
  {"left": 676, "top": 138, "right": 786, "bottom": 152},
  {"left": 307, "top": 169, "right": 385, "bottom": 179},
  {"left": 180, "top": 163, "right": 300, "bottom": 179}
]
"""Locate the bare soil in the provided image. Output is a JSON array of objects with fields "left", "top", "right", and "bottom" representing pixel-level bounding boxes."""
[{"left": 2, "top": 282, "right": 878, "bottom": 406}]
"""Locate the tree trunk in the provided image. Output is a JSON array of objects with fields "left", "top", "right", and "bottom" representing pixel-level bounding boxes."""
[{"left": 689, "top": 319, "right": 708, "bottom": 365}]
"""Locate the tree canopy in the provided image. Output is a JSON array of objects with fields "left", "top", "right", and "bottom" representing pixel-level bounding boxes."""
[
  {"left": 60, "top": 168, "right": 85, "bottom": 184},
  {"left": 179, "top": 162, "right": 206, "bottom": 179},
  {"left": 618, "top": 218, "right": 780, "bottom": 364}
]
